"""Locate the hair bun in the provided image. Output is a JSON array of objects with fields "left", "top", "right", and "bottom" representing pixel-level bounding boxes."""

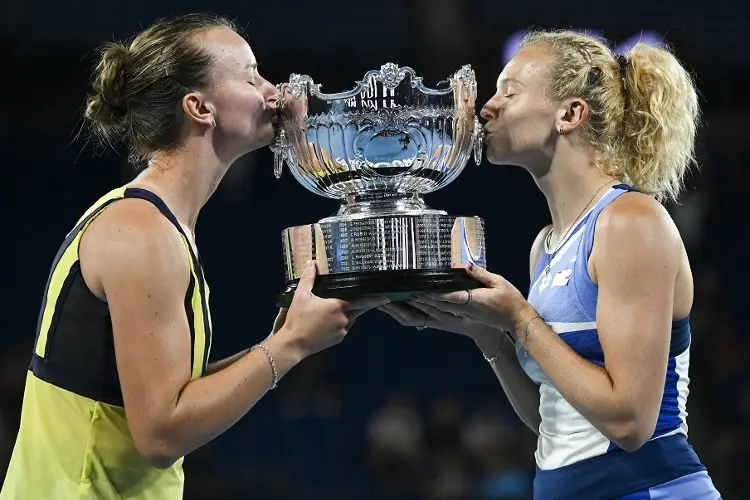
[
  {"left": 83, "top": 14, "right": 237, "bottom": 163},
  {"left": 85, "top": 42, "right": 131, "bottom": 131}
]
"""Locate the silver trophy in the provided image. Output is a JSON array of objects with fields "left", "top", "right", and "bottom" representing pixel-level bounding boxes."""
[{"left": 271, "top": 63, "right": 486, "bottom": 306}]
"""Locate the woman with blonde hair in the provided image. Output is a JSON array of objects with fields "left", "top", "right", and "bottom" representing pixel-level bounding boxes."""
[{"left": 381, "top": 30, "right": 720, "bottom": 499}]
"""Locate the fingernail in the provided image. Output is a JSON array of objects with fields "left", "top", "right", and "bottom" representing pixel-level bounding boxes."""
[
  {"left": 306, "top": 260, "right": 313, "bottom": 268},
  {"left": 467, "top": 262, "right": 475, "bottom": 271}
]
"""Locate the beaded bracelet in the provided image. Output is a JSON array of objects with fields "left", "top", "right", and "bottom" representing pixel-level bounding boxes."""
[{"left": 251, "top": 343, "right": 279, "bottom": 390}]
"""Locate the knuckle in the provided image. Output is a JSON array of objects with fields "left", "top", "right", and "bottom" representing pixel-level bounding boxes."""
[
  {"left": 325, "top": 298, "right": 345, "bottom": 310},
  {"left": 334, "top": 299, "right": 348, "bottom": 310},
  {"left": 337, "top": 314, "right": 349, "bottom": 328},
  {"left": 327, "top": 311, "right": 346, "bottom": 327}
]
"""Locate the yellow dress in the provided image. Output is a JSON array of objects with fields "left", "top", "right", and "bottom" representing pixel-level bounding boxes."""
[{"left": 1, "top": 187, "right": 212, "bottom": 499}]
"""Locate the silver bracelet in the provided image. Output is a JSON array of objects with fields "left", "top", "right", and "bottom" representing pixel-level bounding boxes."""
[
  {"left": 483, "top": 331, "right": 513, "bottom": 366},
  {"left": 518, "top": 315, "right": 542, "bottom": 357},
  {"left": 484, "top": 348, "right": 503, "bottom": 366},
  {"left": 252, "top": 343, "right": 279, "bottom": 390}
]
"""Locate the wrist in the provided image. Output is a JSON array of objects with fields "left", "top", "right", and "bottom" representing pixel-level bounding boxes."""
[
  {"left": 471, "top": 326, "right": 513, "bottom": 359},
  {"left": 263, "top": 326, "right": 308, "bottom": 365},
  {"left": 511, "top": 304, "right": 541, "bottom": 342}
]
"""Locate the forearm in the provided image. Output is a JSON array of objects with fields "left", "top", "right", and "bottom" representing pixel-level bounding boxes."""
[
  {"left": 156, "top": 330, "right": 303, "bottom": 461},
  {"left": 204, "top": 349, "right": 250, "bottom": 375},
  {"left": 206, "top": 317, "right": 282, "bottom": 375},
  {"left": 513, "top": 308, "right": 645, "bottom": 446},
  {"left": 472, "top": 328, "right": 541, "bottom": 434}
]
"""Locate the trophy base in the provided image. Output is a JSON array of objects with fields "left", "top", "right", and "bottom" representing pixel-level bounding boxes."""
[
  {"left": 277, "top": 268, "right": 483, "bottom": 308},
  {"left": 279, "top": 210, "right": 486, "bottom": 308}
]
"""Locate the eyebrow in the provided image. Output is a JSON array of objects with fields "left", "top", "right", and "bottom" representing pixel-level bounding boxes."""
[{"left": 497, "top": 77, "right": 525, "bottom": 88}]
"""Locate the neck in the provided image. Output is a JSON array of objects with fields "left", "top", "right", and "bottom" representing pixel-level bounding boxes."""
[
  {"left": 534, "top": 149, "right": 618, "bottom": 237},
  {"left": 130, "top": 137, "right": 231, "bottom": 231}
]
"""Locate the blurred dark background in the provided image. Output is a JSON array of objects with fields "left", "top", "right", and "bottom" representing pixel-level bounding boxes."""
[{"left": 3, "top": 1, "right": 749, "bottom": 499}]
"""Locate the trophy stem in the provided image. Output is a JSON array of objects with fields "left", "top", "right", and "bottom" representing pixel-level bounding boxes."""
[{"left": 321, "top": 191, "right": 447, "bottom": 223}]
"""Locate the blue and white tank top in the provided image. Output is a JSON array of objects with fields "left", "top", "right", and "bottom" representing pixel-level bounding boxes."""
[{"left": 518, "top": 184, "right": 705, "bottom": 499}]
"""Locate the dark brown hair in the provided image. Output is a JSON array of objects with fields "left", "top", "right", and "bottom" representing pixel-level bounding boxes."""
[{"left": 85, "top": 13, "right": 238, "bottom": 163}]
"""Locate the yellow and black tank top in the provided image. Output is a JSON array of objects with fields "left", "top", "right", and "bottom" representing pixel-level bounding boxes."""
[{"left": 1, "top": 187, "right": 212, "bottom": 500}]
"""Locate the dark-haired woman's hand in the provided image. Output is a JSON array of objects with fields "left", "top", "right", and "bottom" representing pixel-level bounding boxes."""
[{"left": 278, "top": 261, "right": 388, "bottom": 358}]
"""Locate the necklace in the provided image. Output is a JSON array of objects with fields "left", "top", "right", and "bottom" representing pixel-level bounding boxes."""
[{"left": 543, "top": 180, "right": 613, "bottom": 277}]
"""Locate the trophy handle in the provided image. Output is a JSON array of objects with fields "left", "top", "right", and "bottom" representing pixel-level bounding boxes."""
[
  {"left": 270, "top": 128, "right": 293, "bottom": 179},
  {"left": 270, "top": 80, "right": 304, "bottom": 179},
  {"left": 472, "top": 116, "right": 484, "bottom": 165}
]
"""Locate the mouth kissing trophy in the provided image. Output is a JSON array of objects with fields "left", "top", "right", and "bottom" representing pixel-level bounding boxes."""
[{"left": 271, "top": 63, "right": 486, "bottom": 307}]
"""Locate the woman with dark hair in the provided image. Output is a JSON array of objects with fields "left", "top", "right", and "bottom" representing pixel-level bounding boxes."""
[{"left": 2, "top": 14, "right": 384, "bottom": 499}]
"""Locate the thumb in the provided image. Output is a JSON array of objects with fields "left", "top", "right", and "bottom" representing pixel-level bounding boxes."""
[
  {"left": 296, "top": 260, "right": 318, "bottom": 294},
  {"left": 271, "top": 308, "right": 288, "bottom": 334},
  {"left": 466, "top": 263, "right": 497, "bottom": 286}
]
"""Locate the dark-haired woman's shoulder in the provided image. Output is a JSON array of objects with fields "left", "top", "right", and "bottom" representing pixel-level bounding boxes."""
[{"left": 79, "top": 198, "right": 190, "bottom": 302}]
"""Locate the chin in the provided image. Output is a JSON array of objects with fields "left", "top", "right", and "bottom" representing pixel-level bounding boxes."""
[
  {"left": 488, "top": 153, "right": 531, "bottom": 169},
  {"left": 256, "top": 122, "right": 276, "bottom": 148},
  {"left": 485, "top": 147, "right": 511, "bottom": 166},
  {"left": 485, "top": 141, "right": 527, "bottom": 167},
  {"left": 485, "top": 152, "right": 501, "bottom": 165},
  {"left": 238, "top": 127, "right": 275, "bottom": 155}
]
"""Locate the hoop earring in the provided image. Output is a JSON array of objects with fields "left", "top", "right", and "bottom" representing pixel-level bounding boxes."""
[
  {"left": 558, "top": 126, "right": 564, "bottom": 136},
  {"left": 211, "top": 120, "right": 217, "bottom": 130}
]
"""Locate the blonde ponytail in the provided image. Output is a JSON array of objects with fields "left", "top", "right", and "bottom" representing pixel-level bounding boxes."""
[
  {"left": 619, "top": 43, "right": 700, "bottom": 202},
  {"left": 520, "top": 31, "right": 700, "bottom": 203}
]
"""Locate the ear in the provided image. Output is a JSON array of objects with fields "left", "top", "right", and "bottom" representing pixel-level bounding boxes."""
[
  {"left": 556, "top": 97, "right": 589, "bottom": 136},
  {"left": 182, "top": 91, "right": 215, "bottom": 129}
]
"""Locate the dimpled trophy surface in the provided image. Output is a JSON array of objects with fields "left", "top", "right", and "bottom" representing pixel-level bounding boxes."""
[{"left": 272, "top": 63, "right": 486, "bottom": 306}]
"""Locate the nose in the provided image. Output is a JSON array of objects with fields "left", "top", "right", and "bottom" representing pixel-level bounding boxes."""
[
  {"left": 262, "top": 79, "right": 282, "bottom": 108},
  {"left": 480, "top": 102, "right": 496, "bottom": 122}
]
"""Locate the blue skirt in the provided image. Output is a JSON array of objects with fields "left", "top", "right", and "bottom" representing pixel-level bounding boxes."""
[{"left": 619, "top": 470, "right": 721, "bottom": 499}]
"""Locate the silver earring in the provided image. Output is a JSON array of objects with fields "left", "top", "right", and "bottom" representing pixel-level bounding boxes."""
[
  {"left": 559, "top": 126, "right": 564, "bottom": 136},
  {"left": 211, "top": 120, "right": 217, "bottom": 129}
]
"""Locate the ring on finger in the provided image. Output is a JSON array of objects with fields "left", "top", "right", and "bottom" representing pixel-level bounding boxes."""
[
  {"left": 463, "top": 289, "right": 472, "bottom": 305},
  {"left": 415, "top": 315, "right": 428, "bottom": 330}
]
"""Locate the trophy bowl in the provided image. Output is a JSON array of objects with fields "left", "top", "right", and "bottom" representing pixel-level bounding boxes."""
[{"left": 271, "top": 63, "right": 486, "bottom": 307}]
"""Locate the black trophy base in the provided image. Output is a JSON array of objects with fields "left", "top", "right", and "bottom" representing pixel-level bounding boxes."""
[{"left": 277, "top": 268, "right": 484, "bottom": 308}]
